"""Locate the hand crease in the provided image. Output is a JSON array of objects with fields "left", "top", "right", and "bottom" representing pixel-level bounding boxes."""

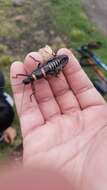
[
  {"left": 76, "top": 85, "right": 93, "bottom": 95},
  {"left": 37, "top": 95, "right": 55, "bottom": 103},
  {"left": 64, "top": 67, "right": 81, "bottom": 77},
  {"left": 55, "top": 88, "right": 71, "bottom": 98}
]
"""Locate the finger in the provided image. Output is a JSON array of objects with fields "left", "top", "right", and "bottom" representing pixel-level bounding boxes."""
[
  {"left": 26, "top": 50, "right": 80, "bottom": 114},
  {"left": 48, "top": 72, "right": 80, "bottom": 114},
  {"left": 10, "top": 61, "right": 44, "bottom": 137},
  {"left": 27, "top": 51, "right": 80, "bottom": 114},
  {"left": 4, "top": 135, "right": 10, "bottom": 144},
  {"left": 3, "top": 128, "right": 16, "bottom": 144},
  {"left": 58, "top": 48, "right": 105, "bottom": 109},
  {"left": 24, "top": 52, "right": 61, "bottom": 120}
]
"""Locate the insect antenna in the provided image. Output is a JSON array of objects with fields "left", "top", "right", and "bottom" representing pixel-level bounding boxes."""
[
  {"left": 11, "top": 73, "right": 31, "bottom": 87},
  {"left": 29, "top": 55, "right": 41, "bottom": 64}
]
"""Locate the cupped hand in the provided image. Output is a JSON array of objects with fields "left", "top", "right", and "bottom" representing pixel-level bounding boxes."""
[{"left": 10, "top": 48, "right": 107, "bottom": 190}]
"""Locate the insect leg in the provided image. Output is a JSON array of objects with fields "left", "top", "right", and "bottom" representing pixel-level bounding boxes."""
[
  {"left": 30, "top": 82, "right": 36, "bottom": 102},
  {"left": 30, "top": 92, "right": 35, "bottom": 102},
  {"left": 38, "top": 63, "right": 42, "bottom": 68},
  {"left": 54, "top": 68, "right": 61, "bottom": 77},
  {"left": 29, "top": 55, "right": 41, "bottom": 64},
  {"left": 29, "top": 55, "right": 43, "bottom": 69}
]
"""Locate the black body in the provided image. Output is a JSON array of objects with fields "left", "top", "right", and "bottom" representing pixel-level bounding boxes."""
[{"left": 23, "top": 54, "right": 69, "bottom": 85}]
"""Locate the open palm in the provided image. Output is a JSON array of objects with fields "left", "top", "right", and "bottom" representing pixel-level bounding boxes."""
[{"left": 11, "top": 48, "right": 107, "bottom": 190}]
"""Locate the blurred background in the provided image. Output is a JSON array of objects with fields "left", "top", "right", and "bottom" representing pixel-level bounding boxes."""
[{"left": 0, "top": 0, "right": 107, "bottom": 161}]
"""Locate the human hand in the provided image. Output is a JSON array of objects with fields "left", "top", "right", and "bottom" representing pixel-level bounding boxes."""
[
  {"left": 11, "top": 47, "right": 107, "bottom": 190},
  {"left": 3, "top": 127, "right": 16, "bottom": 144}
]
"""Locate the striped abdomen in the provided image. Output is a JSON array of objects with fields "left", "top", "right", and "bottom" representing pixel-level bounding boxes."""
[
  {"left": 23, "top": 54, "right": 69, "bottom": 84},
  {"left": 43, "top": 54, "right": 69, "bottom": 72}
]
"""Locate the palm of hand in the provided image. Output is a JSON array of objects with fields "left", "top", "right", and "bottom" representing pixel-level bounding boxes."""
[{"left": 11, "top": 48, "right": 107, "bottom": 189}]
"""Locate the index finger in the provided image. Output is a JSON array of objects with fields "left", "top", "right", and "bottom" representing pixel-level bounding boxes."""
[
  {"left": 10, "top": 61, "right": 44, "bottom": 137},
  {"left": 58, "top": 48, "right": 105, "bottom": 109}
]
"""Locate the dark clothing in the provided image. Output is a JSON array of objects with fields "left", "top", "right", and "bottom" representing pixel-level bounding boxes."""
[
  {"left": 0, "top": 71, "right": 14, "bottom": 135},
  {"left": 0, "top": 71, "right": 5, "bottom": 94},
  {"left": 0, "top": 94, "right": 14, "bottom": 134}
]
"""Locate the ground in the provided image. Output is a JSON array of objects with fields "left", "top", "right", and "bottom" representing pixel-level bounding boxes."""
[
  {"left": 0, "top": 0, "right": 107, "bottom": 160},
  {"left": 81, "top": 0, "right": 107, "bottom": 35}
]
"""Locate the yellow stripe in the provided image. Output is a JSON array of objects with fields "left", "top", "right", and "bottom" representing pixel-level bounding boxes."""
[{"left": 32, "top": 74, "right": 37, "bottom": 80}]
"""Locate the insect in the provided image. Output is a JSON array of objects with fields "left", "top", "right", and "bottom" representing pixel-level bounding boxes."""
[
  {"left": 13, "top": 54, "right": 69, "bottom": 114},
  {"left": 15, "top": 54, "right": 69, "bottom": 85}
]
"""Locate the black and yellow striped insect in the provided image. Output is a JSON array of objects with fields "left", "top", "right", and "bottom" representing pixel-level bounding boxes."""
[
  {"left": 13, "top": 54, "right": 69, "bottom": 113},
  {"left": 16, "top": 54, "right": 69, "bottom": 85}
]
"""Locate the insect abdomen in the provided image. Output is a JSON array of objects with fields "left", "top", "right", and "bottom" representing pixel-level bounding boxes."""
[
  {"left": 23, "top": 54, "right": 69, "bottom": 83},
  {"left": 45, "top": 54, "right": 69, "bottom": 72}
]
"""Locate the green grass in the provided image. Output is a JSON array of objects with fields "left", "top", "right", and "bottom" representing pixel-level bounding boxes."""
[
  {"left": 0, "top": 0, "right": 25, "bottom": 159},
  {"left": 0, "top": 0, "right": 45, "bottom": 160},
  {"left": 49, "top": 0, "right": 107, "bottom": 101},
  {"left": 50, "top": 0, "right": 107, "bottom": 64}
]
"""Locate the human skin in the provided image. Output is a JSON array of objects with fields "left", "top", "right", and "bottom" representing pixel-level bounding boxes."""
[
  {"left": 3, "top": 127, "right": 16, "bottom": 144},
  {"left": 11, "top": 48, "right": 107, "bottom": 190},
  {"left": 0, "top": 168, "right": 72, "bottom": 190}
]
